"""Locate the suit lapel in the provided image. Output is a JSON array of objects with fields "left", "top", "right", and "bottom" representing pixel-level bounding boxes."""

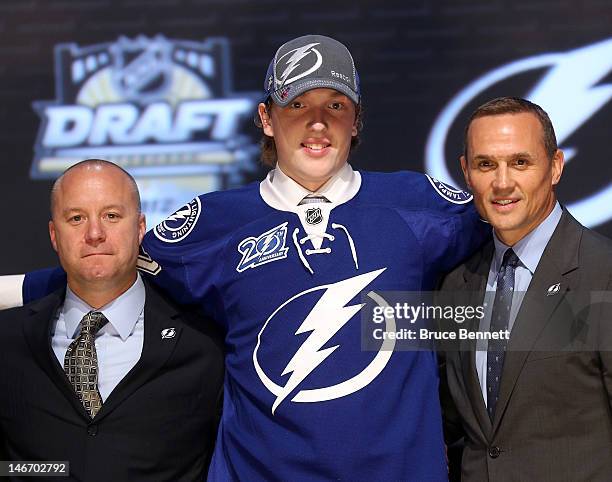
[
  {"left": 95, "top": 281, "right": 183, "bottom": 421},
  {"left": 460, "top": 242, "right": 494, "bottom": 437},
  {"left": 22, "top": 289, "right": 90, "bottom": 418},
  {"left": 492, "top": 211, "right": 582, "bottom": 433}
]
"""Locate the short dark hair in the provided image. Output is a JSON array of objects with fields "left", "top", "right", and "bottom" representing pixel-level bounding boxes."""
[
  {"left": 50, "top": 159, "right": 141, "bottom": 217},
  {"left": 463, "top": 97, "right": 558, "bottom": 160},
  {"left": 254, "top": 99, "right": 364, "bottom": 167}
]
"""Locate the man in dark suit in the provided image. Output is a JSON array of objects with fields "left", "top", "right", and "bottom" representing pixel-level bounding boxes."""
[
  {"left": 441, "top": 97, "right": 612, "bottom": 481},
  {"left": 0, "top": 160, "right": 224, "bottom": 481}
]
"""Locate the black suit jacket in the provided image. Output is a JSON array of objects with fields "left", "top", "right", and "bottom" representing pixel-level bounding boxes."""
[
  {"left": 0, "top": 280, "right": 224, "bottom": 482},
  {"left": 441, "top": 210, "right": 612, "bottom": 481}
]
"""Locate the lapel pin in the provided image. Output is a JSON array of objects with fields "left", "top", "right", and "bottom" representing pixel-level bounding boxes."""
[
  {"left": 546, "top": 283, "right": 561, "bottom": 296},
  {"left": 161, "top": 327, "right": 176, "bottom": 339}
]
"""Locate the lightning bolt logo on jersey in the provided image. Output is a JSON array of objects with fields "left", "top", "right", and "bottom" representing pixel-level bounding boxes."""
[
  {"left": 254, "top": 268, "right": 395, "bottom": 414},
  {"left": 153, "top": 198, "right": 201, "bottom": 243}
]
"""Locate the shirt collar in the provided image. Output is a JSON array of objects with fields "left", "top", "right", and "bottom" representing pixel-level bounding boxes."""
[
  {"left": 62, "top": 273, "right": 146, "bottom": 341},
  {"left": 259, "top": 163, "right": 361, "bottom": 210},
  {"left": 492, "top": 202, "right": 563, "bottom": 274}
]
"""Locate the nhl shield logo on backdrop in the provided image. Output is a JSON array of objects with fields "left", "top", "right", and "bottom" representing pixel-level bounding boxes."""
[{"left": 305, "top": 207, "right": 323, "bottom": 225}]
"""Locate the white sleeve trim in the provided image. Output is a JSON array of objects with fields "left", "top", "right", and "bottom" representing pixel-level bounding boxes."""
[{"left": 0, "top": 274, "right": 25, "bottom": 309}]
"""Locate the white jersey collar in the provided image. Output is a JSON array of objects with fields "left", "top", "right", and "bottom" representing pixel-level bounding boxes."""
[{"left": 259, "top": 162, "right": 361, "bottom": 211}]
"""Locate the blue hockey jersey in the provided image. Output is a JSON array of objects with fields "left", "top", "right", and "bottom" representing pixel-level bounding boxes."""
[
  {"left": 138, "top": 168, "right": 487, "bottom": 481},
  {"left": 21, "top": 167, "right": 487, "bottom": 481}
]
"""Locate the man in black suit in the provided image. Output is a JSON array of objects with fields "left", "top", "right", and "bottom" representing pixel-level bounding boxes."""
[
  {"left": 0, "top": 160, "right": 224, "bottom": 481},
  {"left": 441, "top": 97, "right": 612, "bottom": 481}
]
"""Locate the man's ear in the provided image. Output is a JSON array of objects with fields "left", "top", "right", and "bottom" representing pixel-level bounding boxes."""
[
  {"left": 49, "top": 220, "right": 58, "bottom": 252},
  {"left": 460, "top": 155, "right": 471, "bottom": 189},
  {"left": 137, "top": 214, "right": 146, "bottom": 244},
  {"left": 258, "top": 103, "right": 274, "bottom": 137},
  {"left": 551, "top": 149, "right": 564, "bottom": 186}
]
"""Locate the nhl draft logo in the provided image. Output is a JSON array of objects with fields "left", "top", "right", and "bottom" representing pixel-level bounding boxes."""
[
  {"left": 426, "top": 37, "right": 612, "bottom": 228},
  {"left": 305, "top": 207, "right": 323, "bottom": 225},
  {"left": 31, "top": 35, "right": 259, "bottom": 226},
  {"left": 154, "top": 197, "right": 202, "bottom": 243},
  {"left": 236, "top": 222, "right": 290, "bottom": 273},
  {"left": 253, "top": 268, "right": 395, "bottom": 414},
  {"left": 425, "top": 175, "right": 472, "bottom": 204}
]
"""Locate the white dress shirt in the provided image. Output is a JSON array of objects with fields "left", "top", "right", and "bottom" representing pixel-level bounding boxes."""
[
  {"left": 259, "top": 163, "right": 361, "bottom": 249},
  {"left": 51, "top": 274, "right": 145, "bottom": 401}
]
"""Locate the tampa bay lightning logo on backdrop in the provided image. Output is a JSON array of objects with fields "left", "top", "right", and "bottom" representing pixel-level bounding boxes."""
[
  {"left": 425, "top": 175, "right": 472, "bottom": 204},
  {"left": 253, "top": 268, "right": 394, "bottom": 415},
  {"left": 426, "top": 37, "right": 612, "bottom": 228},
  {"left": 236, "top": 222, "right": 289, "bottom": 273},
  {"left": 154, "top": 197, "right": 201, "bottom": 243}
]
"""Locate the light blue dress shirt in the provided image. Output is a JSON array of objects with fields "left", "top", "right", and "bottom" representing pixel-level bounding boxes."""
[
  {"left": 476, "top": 203, "right": 562, "bottom": 405},
  {"left": 51, "top": 274, "right": 145, "bottom": 402}
]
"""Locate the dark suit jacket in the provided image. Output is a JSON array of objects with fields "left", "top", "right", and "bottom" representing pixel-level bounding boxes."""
[
  {"left": 441, "top": 210, "right": 612, "bottom": 481},
  {"left": 0, "top": 279, "right": 224, "bottom": 482}
]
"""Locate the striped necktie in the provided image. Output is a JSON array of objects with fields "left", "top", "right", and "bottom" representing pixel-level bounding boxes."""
[{"left": 298, "top": 195, "right": 331, "bottom": 205}]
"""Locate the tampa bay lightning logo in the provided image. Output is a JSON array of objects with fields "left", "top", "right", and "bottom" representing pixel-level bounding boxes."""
[
  {"left": 253, "top": 268, "right": 394, "bottom": 415},
  {"left": 425, "top": 175, "right": 472, "bottom": 204},
  {"left": 426, "top": 37, "right": 612, "bottom": 227},
  {"left": 236, "top": 222, "right": 289, "bottom": 273},
  {"left": 154, "top": 197, "right": 201, "bottom": 243},
  {"left": 275, "top": 42, "right": 322, "bottom": 87}
]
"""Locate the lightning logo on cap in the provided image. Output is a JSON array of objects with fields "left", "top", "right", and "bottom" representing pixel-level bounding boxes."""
[{"left": 276, "top": 42, "right": 322, "bottom": 88}]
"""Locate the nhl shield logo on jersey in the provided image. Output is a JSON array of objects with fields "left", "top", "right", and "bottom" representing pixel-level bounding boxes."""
[
  {"left": 154, "top": 197, "right": 202, "bottom": 243},
  {"left": 425, "top": 174, "right": 472, "bottom": 204},
  {"left": 236, "top": 222, "right": 289, "bottom": 273},
  {"left": 305, "top": 207, "right": 323, "bottom": 225}
]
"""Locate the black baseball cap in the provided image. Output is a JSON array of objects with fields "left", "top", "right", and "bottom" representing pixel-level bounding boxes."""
[{"left": 263, "top": 34, "right": 360, "bottom": 107}]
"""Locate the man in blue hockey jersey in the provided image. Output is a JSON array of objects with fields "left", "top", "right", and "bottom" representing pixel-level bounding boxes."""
[{"left": 9, "top": 35, "right": 487, "bottom": 481}]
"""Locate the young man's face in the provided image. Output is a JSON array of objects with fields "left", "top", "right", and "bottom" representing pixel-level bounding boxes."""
[
  {"left": 461, "top": 112, "right": 564, "bottom": 246},
  {"left": 258, "top": 88, "right": 358, "bottom": 192}
]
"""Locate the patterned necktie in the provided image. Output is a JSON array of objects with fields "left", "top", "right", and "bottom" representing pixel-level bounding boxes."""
[
  {"left": 298, "top": 195, "right": 331, "bottom": 205},
  {"left": 64, "top": 311, "right": 108, "bottom": 418},
  {"left": 486, "top": 248, "right": 520, "bottom": 420}
]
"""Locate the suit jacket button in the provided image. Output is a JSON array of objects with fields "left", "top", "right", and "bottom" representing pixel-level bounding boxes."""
[
  {"left": 87, "top": 425, "right": 98, "bottom": 436},
  {"left": 488, "top": 446, "right": 501, "bottom": 458}
]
